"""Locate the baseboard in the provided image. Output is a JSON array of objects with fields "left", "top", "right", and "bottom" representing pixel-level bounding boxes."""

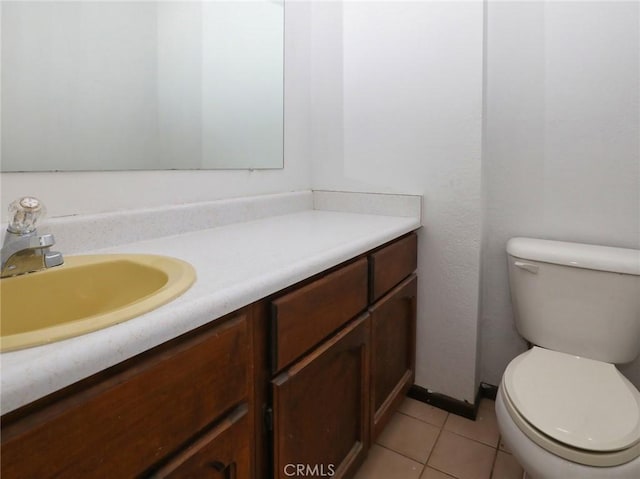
[
  {"left": 479, "top": 382, "right": 498, "bottom": 401},
  {"left": 408, "top": 382, "right": 499, "bottom": 420},
  {"left": 408, "top": 385, "right": 476, "bottom": 420}
]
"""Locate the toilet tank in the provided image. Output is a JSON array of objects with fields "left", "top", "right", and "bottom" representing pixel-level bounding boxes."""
[{"left": 507, "top": 237, "right": 640, "bottom": 364}]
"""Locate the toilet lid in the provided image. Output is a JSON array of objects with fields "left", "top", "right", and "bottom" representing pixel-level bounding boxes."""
[{"left": 504, "top": 347, "right": 640, "bottom": 452}]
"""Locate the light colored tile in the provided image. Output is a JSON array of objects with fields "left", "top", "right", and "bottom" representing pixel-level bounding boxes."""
[
  {"left": 428, "top": 430, "right": 496, "bottom": 479},
  {"left": 443, "top": 399, "right": 500, "bottom": 447},
  {"left": 491, "top": 451, "right": 524, "bottom": 479},
  {"left": 353, "top": 444, "right": 423, "bottom": 479},
  {"left": 421, "top": 466, "right": 456, "bottom": 479},
  {"left": 377, "top": 413, "right": 441, "bottom": 463},
  {"left": 399, "top": 397, "right": 449, "bottom": 428},
  {"left": 498, "top": 437, "right": 511, "bottom": 454}
]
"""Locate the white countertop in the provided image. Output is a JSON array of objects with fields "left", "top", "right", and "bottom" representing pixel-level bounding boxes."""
[{"left": 1, "top": 209, "right": 420, "bottom": 414}]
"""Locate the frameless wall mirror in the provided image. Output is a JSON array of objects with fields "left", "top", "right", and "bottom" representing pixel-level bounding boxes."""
[{"left": 1, "top": 0, "right": 284, "bottom": 171}]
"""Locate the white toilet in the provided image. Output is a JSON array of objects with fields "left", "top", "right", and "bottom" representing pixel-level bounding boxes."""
[{"left": 496, "top": 237, "right": 640, "bottom": 479}]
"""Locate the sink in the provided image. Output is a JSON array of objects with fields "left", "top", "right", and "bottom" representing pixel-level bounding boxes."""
[{"left": 0, "top": 254, "right": 196, "bottom": 352}]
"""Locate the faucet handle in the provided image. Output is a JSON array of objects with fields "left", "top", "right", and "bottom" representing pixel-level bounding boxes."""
[{"left": 7, "top": 196, "right": 47, "bottom": 234}]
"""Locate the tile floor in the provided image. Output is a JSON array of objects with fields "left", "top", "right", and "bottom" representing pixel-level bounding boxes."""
[{"left": 353, "top": 398, "right": 524, "bottom": 479}]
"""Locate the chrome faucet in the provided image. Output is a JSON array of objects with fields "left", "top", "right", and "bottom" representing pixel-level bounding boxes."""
[{"left": 1, "top": 197, "right": 64, "bottom": 278}]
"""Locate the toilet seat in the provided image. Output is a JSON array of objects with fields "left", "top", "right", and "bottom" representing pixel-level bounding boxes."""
[{"left": 502, "top": 347, "right": 640, "bottom": 467}]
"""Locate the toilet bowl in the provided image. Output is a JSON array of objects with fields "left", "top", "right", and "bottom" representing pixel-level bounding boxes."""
[
  {"left": 496, "top": 347, "right": 640, "bottom": 478},
  {"left": 497, "top": 238, "right": 640, "bottom": 479},
  {"left": 496, "top": 388, "right": 640, "bottom": 479}
]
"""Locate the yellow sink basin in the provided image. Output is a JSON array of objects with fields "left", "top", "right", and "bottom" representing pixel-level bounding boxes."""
[{"left": 0, "top": 254, "right": 196, "bottom": 352}]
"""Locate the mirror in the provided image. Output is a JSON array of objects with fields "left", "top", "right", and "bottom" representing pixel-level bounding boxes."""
[{"left": 1, "top": 1, "right": 284, "bottom": 171}]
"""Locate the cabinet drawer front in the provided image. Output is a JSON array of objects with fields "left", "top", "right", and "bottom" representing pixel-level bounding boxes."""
[
  {"left": 369, "top": 233, "right": 417, "bottom": 302},
  {"left": 272, "top": 314, "right": 370, "bottom": 479},
  {"left": 151, "top": 404, "right": 251, "bottom": 479},
  {"left": 271, "top": 258, "right": 368, "bottom": 373},
  {"left": 1, "top": 313, "right": 249, "bottom": 479}
]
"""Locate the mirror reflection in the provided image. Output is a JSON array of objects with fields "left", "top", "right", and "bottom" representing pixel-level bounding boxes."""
[{"left": 1, "top": 1, "right": 284, "bottom": 171}]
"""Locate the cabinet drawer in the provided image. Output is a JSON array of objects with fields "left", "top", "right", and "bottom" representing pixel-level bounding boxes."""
[
  {"left": 1, "top": 313, "right": 249, "bottom": 479},
  {"left": 151, "top": 404, "right": 250, "bottom": 479},
  {"left": 271, "top": 258, "right": 368, "bottom": 373},
  {"left": 369, "top": 233, "right": 417, "bottom": 302}
]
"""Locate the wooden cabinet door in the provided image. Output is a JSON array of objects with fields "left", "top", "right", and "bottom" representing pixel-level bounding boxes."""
[
  {"left": 150, "top": 404, "right": 250, "bottom": 479},
  {"left": 272, "top": 315, "right": 370, "bottom": 479},
  {"left": 370, "top": 275, "right": 417, "bottom": 441}
]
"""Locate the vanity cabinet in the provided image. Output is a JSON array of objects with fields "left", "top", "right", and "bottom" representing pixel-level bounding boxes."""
[
  {"left": 0, "top": 311, "right": 253, "bottom": 479},
  {"left": 1, "top": 231, "right": 418, "bottom": 479},
  {"left": 266, "top": 232, "right": 417, "bottom": 478}
]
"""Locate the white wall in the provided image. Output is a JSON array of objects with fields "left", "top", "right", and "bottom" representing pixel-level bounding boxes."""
[
  {"left": 0, "top": 1, "right": 311, "bottom": 221},
  {"left": 481, "top": 1, "right": 640, "bottom": 389},
  {"left": 309, "top": 1, "right": 484, "bottom": 402}
]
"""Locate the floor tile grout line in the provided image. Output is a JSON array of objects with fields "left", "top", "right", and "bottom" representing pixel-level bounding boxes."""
[
  {"left": 488, "top": 445, "right": 500, "bottom": 479},
  {"left": 417, "top": 458, "right": 428, "bottom": 478},
  {"left": 382, "top": 409, "right": 448, "bottom": 479},
  {"left": 427, "top": 464, "right": 463, "bottom": 478},
  {"left": 441, "top": 404, "right": 501, "bottom": 450},
  {"left": 441, "top": 426, "right": 500, "bottom": 449},
  {"left": 392, "top": 405, "right": 498, "bottom": 475},
  {"left": 376, "top": 409, "right": 449, "bottom": 475},
  {"left": 426, "top": 438, "right": 500, "bottom": 479},
  {"left": 427, "top": 426, "right": 501, "bottom": 479},
  {"left": 422, "top": 416, "right": 447, "bottom": 472},
  {"left": 397, "top": 409, "right": 448, "bottom": 429},
  {"left": 424, "top": 463, "right": 459, "bottom": 479},
  {"left": 371, "top": 398, "right": 505, "bottom": 478},
  {"left": 373, "top": 441, "right": 429, "bottom": 469}
]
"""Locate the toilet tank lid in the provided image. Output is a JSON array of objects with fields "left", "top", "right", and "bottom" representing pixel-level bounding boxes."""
[{"left": 507, "top": 237, "right": 640, "bottom": 275}]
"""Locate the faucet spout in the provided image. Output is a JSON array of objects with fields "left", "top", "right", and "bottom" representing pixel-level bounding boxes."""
[{"left": 1, "top": 197, "right": 64, "bottom": 278}]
